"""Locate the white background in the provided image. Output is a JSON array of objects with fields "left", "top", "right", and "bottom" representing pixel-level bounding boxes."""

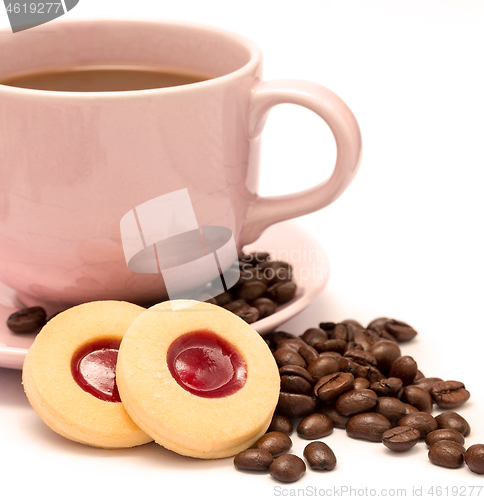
[{"left": 1, "top": 1, "right": 484, "bottom": 499}]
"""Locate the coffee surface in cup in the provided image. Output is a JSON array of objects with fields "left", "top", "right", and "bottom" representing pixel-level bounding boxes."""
[{"left": 0, "top": 66, "right": 209, "bottom": 92}]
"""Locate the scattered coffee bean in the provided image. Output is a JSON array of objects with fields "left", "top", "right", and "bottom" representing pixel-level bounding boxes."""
[
  {"left": 465, "top": 444, "right": 484, "bottom": 474},
  {"left": 234, "top": 449, "right": 274, "bottom": 471},
  {"left": 369, "top": 340, "right": 401, "bottom": 374},
  {"left": 381, "top": 319, "right": 418, "bottom": 342},
  {"left": 388, "top": 356, "right": 418, "bottom": 386},
  {"left": 398, "top": 412, "right": 438, "bottom": 438},
  {"left": 303, "top": 442, "right": 337, "bottom": 471},
  {"left": 297, "top": 414, "right": 333, "bottom": 440},
  {"left": 425, "top": 429, "right": 465, "bottom": 447},
  {"left": 403, "top": 403, "right": 419, "bottom": 415},
  {"left": 301, "top": 328, "right": 328, "bottom": 347},
  {"left": 314, "top": 372, "right": 354, "bottom": 402},
  {"left": 415, "top": 377, "right": 443, "bottom": 393},
  {"left": 266, "top": 281, "right": 297, "bottom": 304},
  {"left": 403, "top": 385, "right": 433, "bottom": 413},
  {"left": 346, "top": 412, "right": 392, "bottom": 442},
  {"left": 370, "top": 377, "right": 402, "bottom": 398},
  {"left": 435, "top": 411, "right": 471, "bottom": 437},
  {"left": 430, "top": 380, "right": 470, "bottom": 409},
  {"left": 307, "top": 356, "right": 340, "bottom": 380},
  {"left": 251, "top": 297, "right": 277, "bottom": 319},
  {"left": 269, "top": 454, "right": 306, "bottom": 483},
  {"left": 277, "top": 393, "right": 316, "bottom": 418},
  {"left": 317, "top": 405, "right": 350, "bottom": 429},
  {"left": 231, "top": 305, "right": 259, "bottom": 324},
  {"left": 268, "top": 414, "right": 293, "bottom": 435},
  {"left": 382, "top": 426, "right": 420, "bottom": 452},
  {"left": 279, "top": 365, "right": 314, "bottom": 384},
  {"left": 428, "top": 440, "right": 466, "bottom": 469},
  {"left": 7, "top": 306, "right": 47, "bottom": 333},
  {"left": 255, "top": 432, "right": 292, "bottom": 457},
  {"left": 274, "top": 348, "right": 306, "bottom": 368},
  {"left": 280, "top": 375, "right": 313, "bottom": 396},
  {"left": 236, "top": 280, "right": 267, "bottom": 302},
  {"left": 374, "top": 397, "right": 407, "bottom": 426},
  {"left": 353, "top": 377, "right": 371, "bottom": 390},
  {"left": 335, "top": 389, "right": 378, "bottom": 416}
]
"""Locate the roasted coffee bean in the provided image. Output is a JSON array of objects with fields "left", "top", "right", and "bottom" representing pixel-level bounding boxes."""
[
  {"left": 382, "top": 426, "right": 420, "bottom": 452},
  {"left": 333, "top": 323, "right": 354, "bottom": 342},
  {"left": 425, "top": 429, "right": 465, "bottom": 447},
  {"left": 301, "top": 328, "right": 328, "bottom": 347},
  {"left": 7, "top": 306, "right": 47, "bottom": 333},
  {"left": 435, "top": 411, "right": 471, "bottom": 437},
  {"left": 388, "top": 356, "right": 418, "bottom": 386},
  {"left": 367, "top": 317, "right": 389, "bottom": 334},
  {"left": 344, "top": 349, "right": 377, "bottom": 367},
  {"left": 403, "top": 385, "right": 433, "bottom": 413},
  {"left": 383, "top": 319, "right": 418, "bottom": 342},
  {"left": 279, "top": 365, "right": 314, "bottom": 385},
  {"left": 269, "top": 454, "right": 306, "bottom": 483},
  {"left": 319, "top": 322, "right": 337, "bottom": 336},
  {"left": 257, "top": 261, "right": 293, "bottom": 285},
  {"left": 265, "top": 331, "right": 297, "bottom": 350},
  {"left": 317, "top": 404, "right": 350, "bottom": 429},
  {"left": 346, "top": 412, "right": 392, "bottom": 442},
  {"left": 255, "top": 432, "right": 292, "bottom": 457},
  {"left": 232, "top": 305, "right": 259, "bottom": 324},
  {"left": 370, "top": 378, "right": 402, "bottom": 398},
  {"left": 374, "top": 397, "right": 407, "bottom": 425},
  {"left": 281, "top": 375, "right": 313, "bottom": 396},
  {"left": 335, "top": 389, "right": 378, "bottom": 416},
  {"left": 214, "top": 291, "right": 233, "bottom": 306},
  {"left": 266, "top": 281, "right": 297, "bottom": 304},
  {"left": 415, "top": 377, "right": 443, "bottom": 393},
  {"left": 353, "top": 377, "right": 371, "bottom": 390},
  {"left": 398, "top": 412, "right": 438, "bottom": 438},
  {"left": 223, "top": 299, "right": 249, "bottom": 312},
  {"left": 403, "top": 403, "right": 419, "bottom": 415},
  {"left": 277, "top": 393, "right": 316, "bottom": 418},
  {"left": 369, "top": 340, "right": 401, "bottom": 374},
  {"left": 353, "top": 329, "right": 379, "bottom": 350},
  {"left": 465, "top": 444, "right": 484, "bottom": 474},
  {"left": 274, "top": 348, "right": 306, "bottom": 368},
  {"left": 297, "top": 413, "right": 333, "bottom": 439},
  {"left": 268, "top": 414, "right": 293, "bottom": 435},
  {"left": 430, "top": 380, "right": 470, "bottom": 409},
  {"left": 278, "top": 339, "right": 318, "bottom": 365},
  {"left": 414, "top": 370, "right": 425, "bottom": 381},
  {"left": 236, "top": 280, "right": 267, "bottom": 301},
  {"left": 303, "top": 442, "right": 337, "bottom": 471},
  {"left": 428, "top": 440, "right": 465, "bottom": 469},
  {"left": 251, "top": 297, "right": 277, "bottom": 319},
  {"left": 307, "top": 356, "right": 340, "bottom": 380},
  {"left": 314, "top": 338, "right": 348, "bottom": 354},
  {"left": 314, "top": 372, "right": 354, "bottom": 402},
  {"left": 234, "top": 449, "right": 274, "bottom": 471},
  {"left": 338, "top": 357, "right": 368, "bottom": 378}
]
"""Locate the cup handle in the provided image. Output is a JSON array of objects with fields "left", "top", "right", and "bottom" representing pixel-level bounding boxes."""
[{"left": 240, "top": 79, "right": 362, "bottom": 246}]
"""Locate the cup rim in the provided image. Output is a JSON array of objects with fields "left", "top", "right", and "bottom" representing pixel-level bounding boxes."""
[{"left": 0, "top": 18, "right": 262, "bottom": 100}]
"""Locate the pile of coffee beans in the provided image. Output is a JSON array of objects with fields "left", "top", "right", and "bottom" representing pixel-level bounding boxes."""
[
  {"left": 207, "top": 251, "right": 297, "bottom": 324},
  {"left": 234, "top": 317, "right": 483, "bottom": 482},
  {"left": 6, "top": 251, "right": 296, "bottom": 334}
]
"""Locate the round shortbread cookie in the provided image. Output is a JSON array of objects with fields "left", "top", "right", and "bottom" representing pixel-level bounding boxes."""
[
  {"left": 22, "top": 300, "right": 152, "bottom": 449},
  {"left": 116, "top": 300, "right": 280, "bottom": 459}
]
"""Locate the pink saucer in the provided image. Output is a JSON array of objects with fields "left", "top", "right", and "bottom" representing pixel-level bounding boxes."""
[{"left": 0, "top": 221, "right": 329, "bottom": 369}]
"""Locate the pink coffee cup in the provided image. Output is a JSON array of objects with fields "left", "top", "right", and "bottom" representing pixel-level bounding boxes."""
[{"left": 0, "top": 19, "right": 361, "bottom": 308}]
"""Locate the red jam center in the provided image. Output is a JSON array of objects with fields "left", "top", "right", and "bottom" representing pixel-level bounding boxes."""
[
  {"left": 167, "top": 331, "right": 247, "bottom": 398},
  {"left": 71, "top": 339, "right": 121, "bottom": 403}
]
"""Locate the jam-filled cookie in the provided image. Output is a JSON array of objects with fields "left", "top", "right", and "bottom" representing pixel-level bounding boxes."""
[
  {"left": 22, "top": 301, "right": 152, "bottom": 449},
  {"left": 116, "top": 300, "right": 280, "bottom": 459}
]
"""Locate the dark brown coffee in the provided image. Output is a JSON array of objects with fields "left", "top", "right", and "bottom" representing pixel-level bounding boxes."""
[{"left": 0, "top": 66, "right": 209, "bottom": 92}]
